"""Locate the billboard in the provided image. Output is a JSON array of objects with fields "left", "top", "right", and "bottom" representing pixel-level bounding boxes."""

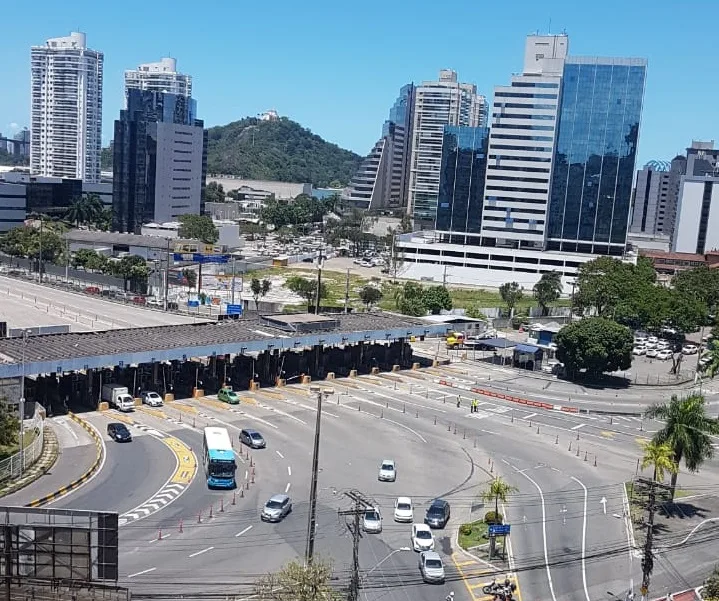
[
  {"left": 0, "top": 507, "right": 118, "bottom": 582},
  {"left": 174, "top": 242, "right": 224, "bottom": 255}
]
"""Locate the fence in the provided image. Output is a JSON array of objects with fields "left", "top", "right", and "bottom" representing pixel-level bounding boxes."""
[{"left": 0, "top": 417, "right": 45, "bottom": 483}]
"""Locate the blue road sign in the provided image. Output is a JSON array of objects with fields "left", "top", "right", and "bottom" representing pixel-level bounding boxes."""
[
  {"left": 488, "top": 524, "right": 511, "bottom": 536},
  {"left": 173, "top": 253, "right": 230, "bottom": 264},
  {"left": 227, "top": 304, "right": 243, "bottom": 316},
  {"left": 187, "top": 300, "right": 199, "bottom": 307}
]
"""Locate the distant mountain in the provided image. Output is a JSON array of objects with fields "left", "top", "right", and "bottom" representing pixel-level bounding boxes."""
[{"left": 206, "top": 117, "right": 362, "bottom": 188}]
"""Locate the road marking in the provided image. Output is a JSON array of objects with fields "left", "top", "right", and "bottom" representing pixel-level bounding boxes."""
[
  {"left": 570, "top": 476, "right": 591, "bottom": 601},
  {"left": 164, "top": 437, "right": 198, "bottom": 485},
  {"left": 128, "top": 567, "right": 156, "bottom": 578},
  {"left": 148, "top": 533, "right": 171, "bottom": 543},
  {"left": 522, "top": 413, "right": 538, "bottom": 420},
  {"left": 285, "top": 482, "right": 291, "bottom": 493},
  {"left": 513, "top": 464, "right": 557, "bottom": 601},
  {"left": 571, "top": 423, "right": 586, "bottom": 430},
  {"left": 287, "top": 466, "right": 292, "bottom": 476},
  {"left": 235, "top": 525, "right": 253, "bottom": 538},
  {"left": 188, "top": 546, "right": 214, "bottom": 558},
  {"left": 601, "top": 431, "right": 615, "bottom": 439},
  {"left": 381, "top": 416, "right": 427, "bottom": 443},
  {"left": 276, "top": 450, "right": 284, "bottom": 459}
]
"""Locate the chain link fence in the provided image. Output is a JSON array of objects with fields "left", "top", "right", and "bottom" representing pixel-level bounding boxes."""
[{"left": 0, "top": 417, "right": 44, "bottom": 483}]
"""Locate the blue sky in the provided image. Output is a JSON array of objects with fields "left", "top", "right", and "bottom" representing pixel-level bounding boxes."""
[{"left": 2, "top": 0, "right": 717, "bottom": 167}]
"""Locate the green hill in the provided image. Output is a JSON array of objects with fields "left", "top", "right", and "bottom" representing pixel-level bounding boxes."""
[{"left": 206, "top": 117, "right": 362, "bottom": 188}]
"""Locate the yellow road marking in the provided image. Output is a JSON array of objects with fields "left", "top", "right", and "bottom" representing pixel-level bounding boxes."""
[
  {"left": 257, "top": 389, "right": 283, "bottom": 400},
  {"left": 451, "top": 555, "right": 523, "bottom": 601},
  {"left": 455, "top": 560, "right": 476, "bottom": 567},
  {"left": 173, "top": 403, "right": 198, "bottom": 414},
  {"left": 198, "top": 397, "right": 232, "bottom": 411},
  {"left": 601, "top": 431, "right": 615, "bottom": 439},
  {"left": 240, "top": 396, "right": 258, "bottom": 405},
  {"left": 636, "top": 436, "right": 650, "bottom": 444},
  {"left": 109, "top": 413, "right": 135, "bottom": 425},
  {"left": 137, "top": 406, "right": 166, "bottom": 420},
  {"left": 333, "top": 380, "right": 359, "bottom": 389},
  {"left": 163, "top": 437, "right": 197, "bottom": 485}
]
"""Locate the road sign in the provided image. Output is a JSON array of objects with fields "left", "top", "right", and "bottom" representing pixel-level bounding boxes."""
[
  {"left": 488, "top": 524, "right": 511, "bottom": 536},
  {"left": 227, "top": 304, "right": 243, "bottom": 316},
  {"left": 173, "top": 253, "right": 230, "bottom": 264}
]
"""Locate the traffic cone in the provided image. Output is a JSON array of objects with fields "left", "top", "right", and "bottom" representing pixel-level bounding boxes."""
[
  {"left": 209, "top": 504, "right": 214, "bottom": 519},
  {"left": 232, "top": 491, "right": 237, "bottom": 505},
  {"left": 240, "top": 487, "right": 244, "bottom": 498},
  {"left": 250, "top": 456, "right": 254, "bottom": 467},
  {"left": 197, "top": 512, "right": 202, "bottom": 523},
  {"left": 158, "top": 529, "right": 162, "bottom": 540},
  {"left": 220, "top": 498, "right": 225, "bottom": 513},
  {"left": 179, "top": 519, "right": 183, "bottom": 533}
]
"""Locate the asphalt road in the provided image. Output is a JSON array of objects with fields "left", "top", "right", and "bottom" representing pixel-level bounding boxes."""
[
  {"left": 0, "top": 274, "right": 206, "bottom": 330},
  {"left": 30, "top": 364, "right": 719, "bottom": 601}
]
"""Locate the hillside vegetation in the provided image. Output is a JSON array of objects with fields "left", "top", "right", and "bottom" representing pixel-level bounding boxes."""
[{"left": 206, "top": 117, "right": 361, "bottom": 187}]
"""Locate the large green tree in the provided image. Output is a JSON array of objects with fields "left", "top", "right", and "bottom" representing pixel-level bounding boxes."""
[
  {"left": 393, "top": 281, "right": 427, "bottom": 317},
  {"left": 0, "top": 397, "right": 20, "bottom": 451},
  {"left": 574, "top": 257, "right": 645, "bottom": 317},
  {"left": 499, "top": 282, "right": 523, "bottom": 316},
  {"left": 110, "top": 255, "right": 150, "bottom": 292},
  {"left": 422, "top": 285, "right": 452, "bottom": 315},
  {"left": 555, "top": 317, "right": 633, "bottom": 379},
  {"left": 203, "top": 181, "right": 226, "bottom": 204},
  {"left": 533, "top": 271, "right": 562, "bottom": 316},
  {"left": 672, "top": 266, "right": 719, "bottom": 312},
  {"left": 359, "top": 285, "right": 382, "bottom": 309},
  {"left": 285, "top": 276, "right": 328, "bottom": 311},
  {"left": 65, "top": 193, "right": 104, "bottom": 227},
  {"left": 178, "top": 214, "right": 219, "bottom": 244},
  {"left": 250, "top": 277, "right": 272, "bottom": 310},
  {"left": 645, "top": 394, "right": 719, "bottom": 498},
  {"left": 254, "top": 557, "right": 341, "bottom": 601}
]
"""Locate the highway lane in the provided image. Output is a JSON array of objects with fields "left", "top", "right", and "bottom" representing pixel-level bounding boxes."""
[{"left": 0, "top": 414, "right": 96, "bottom": 506}]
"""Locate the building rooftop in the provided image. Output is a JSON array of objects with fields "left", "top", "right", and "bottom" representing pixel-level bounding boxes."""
[{"left": 64, "top": 230, "right": 197, "bottom": 249}]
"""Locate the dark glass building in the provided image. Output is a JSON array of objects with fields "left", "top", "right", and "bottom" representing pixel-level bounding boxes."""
[
  {"left": 546, "top": 58, "right": 646, "bottom": 254},
  {"left": 112, "top": 89, "right": 207, "bottom": 234},
  {"left": 436, "top": 126, "right": 489, "bottom": 238}
]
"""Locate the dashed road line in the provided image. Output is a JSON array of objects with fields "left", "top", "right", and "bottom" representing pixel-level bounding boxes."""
[
  {"left": 128, "top": 567, "right": 156, "bottom": 578},
  {"left": 276, "top": 450, "right": 284, "bottom": 459},
  {"left": 571, "top": 423, "right": 586, "bottom": 431},
  {"left": 189, "top": 546, "right": 214, "bottom": 558},
  {"left": 235, "top": 525, "right": 253, "bottom": 537}
]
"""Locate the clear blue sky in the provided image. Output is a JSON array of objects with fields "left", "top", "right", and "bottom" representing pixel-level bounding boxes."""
[{"left": 2, "top": 0, "right": 717, "bottom": 167}]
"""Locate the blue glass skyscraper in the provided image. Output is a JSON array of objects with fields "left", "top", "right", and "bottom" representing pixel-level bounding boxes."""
[
  {"left": 436, "top": 126, "right": 489, "bottom": 236},
  {"left": 546, "top": 58, "right": 647, "bottom": 254}
]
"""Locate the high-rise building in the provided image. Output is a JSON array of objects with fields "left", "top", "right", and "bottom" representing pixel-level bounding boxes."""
[
  {"left": 342, "top": 84, "right": 415, "bottom": 210},
  {"left": 112, "top": 89, "right": 207, "bottom": 234},
  {"left": 546, "top": 57, "right": 646, "bottom": 255},
  {"left": 30, "top": 32, "right": 103, "bottom": 183},
  {"left": 480, "top": 36, "right": 567, "bottom": 249},
  {"left": 124, "top": 58, "right": 192, "bottom": 101},
  {"left": 407, "top": 70, "right": 486, "bottom": 225},
  {"left": 629, "top": 158, "right": 685, "bottom": 237},
  {"left": 435, "top": 126, "right": 489, "bottom": 238}
]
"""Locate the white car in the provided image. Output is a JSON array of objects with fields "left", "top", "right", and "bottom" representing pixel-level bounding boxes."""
[
  {"left": 644, "top": 340, "right": 657, "bottom": 349},
  {"left": 647, "top": 336, "right": 659, "bottom": 344},
  {"left": 682, "top": 344, "right": 699, "bottom": 355},
  {"left": 394, "top": 497, "right": 413, "bottom": 523},
  {"left": 656, "top": 349, "right": 673, "bottom": 361},
  {"left": 656, "top": 341, "right": 670, "bottom": 350},
  {"left": 411, "top": 523, "right": 435, "bottom": 552},
  {"left": 140, "top": 391, "right": 164, "bottom": 407},
  {"left": 646, "top": 348, "right": 658, "bottom": 358},
  {"left": 363, "top": 507, "right": 382, "bottom": 533},
  {"left": 634, "top": 336, "right": 648, "bottom": 345},
  {"left": 418, "top": 551, "right": 445, "bottom": 584},
  {"left": 632, "top": 347, "right": 646, "bottom": 356},
  {"left": 378, "top": 459, "right": 397, "bottom": 482}
]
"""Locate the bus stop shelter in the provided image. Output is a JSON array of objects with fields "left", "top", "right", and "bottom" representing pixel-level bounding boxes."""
[{"left": 513, "top": 343, "right": 543, "bottom": 371}]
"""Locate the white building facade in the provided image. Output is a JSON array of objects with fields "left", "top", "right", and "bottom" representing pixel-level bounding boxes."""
[
  {"left": 407, "top": 70, "right": 487, "bottom": 225},
  {"left": 672, "top": 177, "right": 719, "bottom": 254},
  {"left": 124, "top": 58, "right": 192, "bottom": 101},
  {"left": 30, "top": 32, "right": 103, "bottom": 183}
]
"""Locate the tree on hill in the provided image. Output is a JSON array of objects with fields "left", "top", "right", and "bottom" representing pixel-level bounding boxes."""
[
  {"left": 555, "top": 317, "right": 633, "bottom": 380},
  {"left": 533, "top": 271, "right": 562, "bottom": 316},
  {"left": 178, "top": 214, "right": 219, "bottom": 244},
  {"left": 205, "top": 117, "right": 362, "bottom": 188}
]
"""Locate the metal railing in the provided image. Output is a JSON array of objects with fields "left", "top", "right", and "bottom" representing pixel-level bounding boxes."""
[{"left": 0, "top": 418, "right": 44, "bottom": 483}]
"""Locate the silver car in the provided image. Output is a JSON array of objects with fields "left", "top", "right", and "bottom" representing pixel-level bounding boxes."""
[
  {"left": 261, "top": 494, "right": 292, "bottom": 523},
  {"left": 363, "top": 507, "right": 382, "bottom": 533},
  {"left": 378, "top": 459, "right": 396, "bottom": 482},
  {"left": 419, "top": 551, "right": 445, "bottom": 583}
]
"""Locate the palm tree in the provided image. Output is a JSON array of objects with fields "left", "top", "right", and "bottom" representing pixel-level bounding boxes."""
[
  {"left": 645, "top": 394, "right": 719, "bottom": 498},
  {"left": 480, "top": 476, "right": 518, "bottom": 518},
  {"left": 66, "top": 194, "right": 104, "bottom": 227},
  {"left": 701, "top": 339, "right": 719, "bottom": 378},
  {"left": 640, "top": 440, "right": 677, "bottom": 483}
]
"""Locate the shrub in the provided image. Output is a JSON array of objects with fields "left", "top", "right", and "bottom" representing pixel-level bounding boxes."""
[
  {"left": 459, "top": 523, "right": 473, "bottom": 536},
  {"left": 484, "top": 511, "right": 503, "bottom": 525}
]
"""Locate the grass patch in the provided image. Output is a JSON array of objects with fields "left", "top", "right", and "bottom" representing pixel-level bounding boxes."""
[
  {"left": 458, "top": 520, "right": 489, "bottom": 550},
  {"left": 0, "top": 427, "right": 40, "bottom": 461}
]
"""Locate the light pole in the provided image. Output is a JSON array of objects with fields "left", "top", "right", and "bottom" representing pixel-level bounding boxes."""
[
  {"left": 305, "top": 385, "right": 334, "bottom": 563},
  {"left": 362, "top": 547, "right": 410, "bottom": 581},
  {"left": 19, "top": 329, "right": 30, "bottom": 476}
]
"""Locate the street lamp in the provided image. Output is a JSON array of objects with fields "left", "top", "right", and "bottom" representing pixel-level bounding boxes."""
[
  {"left": 19, "top": 329, "right": 30, "bottom": 477},
  {"left": 305, "top": 385, "right": 334, "bottom": 563},
  {"left": 362, "top": 547, "right": 411, "bottom": 580}
]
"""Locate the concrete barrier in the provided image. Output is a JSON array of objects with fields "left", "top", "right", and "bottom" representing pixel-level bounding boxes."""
[
  {"left": 164, "top": 393, "right": 175, "bottom": 403},
  {"left": 27, "top": 413, "right": 104, "bottom": 508},
  {"left": 193, "top": 388, "right": 204, "bottom": 398},
  {"left": 134, "top": 398, "right": 142, "bottom": 406},
  {"left": 371, "top": 367, "right": 379, "bottom": 375},
  {"left": 327, "top": 373, "right": 335, "bottom": 379},
  {"left": 250, "top": 381, "right": 260, "bottom": 391},
  {"left": 97, "top": 401, "right": 109, "bottom": 411},
  {"left": 412, "top": 362, "right": 420, "bottom": 370},
  {"left": 349, "top": 370, "right": 358, "bottom": 378},
  {"left": 276, "top": 378, "right": 286, "bottom": 387},
  {"left": 392, "top": 365, "right": 400, "bottom": 372},
  {"left": 301, "top": 375, "right": 311, "bottom": 384}
]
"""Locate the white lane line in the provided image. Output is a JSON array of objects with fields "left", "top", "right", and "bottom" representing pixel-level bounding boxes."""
[
  {"left": 570, "top": 476, "right": 591, "bottom": 601},
  {"left": 285, "top": 482, "right": 291, "bottom": 493},
  {"left": 188, "top": 546, "right": 214, "bottom": 558},
  {"left": 382, "top": 416, "right": 427, "bottom": 443},
  {"left": 128, "top": 567, "right": 156, "bottom": 578},
  {"left": 287, "top": 466, "right": 292, "bottom": 476},
  {"left": 571, "top": 423, "right": 586, "bottom": 430},
  {"left": 513, "top": 464, "right": 557, "bottom": 601},
  {"left": 148, "top": 533, "right": 171, "bottom": 543},
  {"left": 235, "top": 525, "right": 253, "bottom": 538},
  {"left": 245, "top": 470, "right": 249, "bottom": 480},
  {"left": 276, "top": 450, "right": 284, "bottom": 459},
  {"left": 522, "top": 413, "right": 538, "bottom": 420}
]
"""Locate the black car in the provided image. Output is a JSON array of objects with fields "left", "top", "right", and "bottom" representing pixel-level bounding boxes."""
[
  {"left": 424, "top": 499, "right": 450, "bottom": 528},
  {"left": 107, "top": 423, "right": 132, "bottom": 442},
  {"left": 240, "top": 429, "right": 266, "bottom": 449}
]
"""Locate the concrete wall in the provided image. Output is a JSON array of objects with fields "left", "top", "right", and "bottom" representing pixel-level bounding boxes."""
[
  {"left": 0, "top": 182, "right": 27, "bottom": 233},
  {"left": 673, "top": 178, "right": 719, "bottom": 253}
]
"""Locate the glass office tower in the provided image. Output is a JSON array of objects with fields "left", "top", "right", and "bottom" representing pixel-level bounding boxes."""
[
  {"left": 436, "top": 126, "right": 489, "bottom": 239},
  {"left": 546, "top": 58, "right": 647, "bottom": 254}
]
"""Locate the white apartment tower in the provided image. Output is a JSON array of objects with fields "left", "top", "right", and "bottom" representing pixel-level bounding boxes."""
[
  {"left": 408, "top": 69, "right": 487, "bottom": 224},
  {"left": 480, "top": 35, "right": 568, "bottom": 249},
  {"left": 124, "top": 57, "right": 192, "bottom": 101},
  {"left": 30, "top": 32, "right": 103, "bottom": 183}
]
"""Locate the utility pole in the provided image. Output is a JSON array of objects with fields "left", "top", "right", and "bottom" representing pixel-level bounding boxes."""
[
  {"left": 314, "top": 246, "right": 323, "bottom": 315},
  {"left": 343, "top": 268, "right": 350, "bottom": 314},
  {"left": 339, "top": 489, "right": 374, "bottom": 601},
  {"left": 37, "top": 215, "right": 43, "bottom": 283},
  {"left": 640, "top": 476, "right": 657, "bottom": 601},
  {"left": 64, "top": 236, "right": 69, "bottom": 283},
  {"left": 231, "top": 256, "right": 237, "bottom": 305},
  {"left": 164, "top": 238, "right": 171, "bottom": 312},
  {"left": 4, "top": 524, "right": 12, "bottom": 601}
]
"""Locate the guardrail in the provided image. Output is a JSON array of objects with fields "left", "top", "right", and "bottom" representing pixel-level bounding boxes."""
[{"left": 0, "top": 418, "right": 44, "bottom": 482}]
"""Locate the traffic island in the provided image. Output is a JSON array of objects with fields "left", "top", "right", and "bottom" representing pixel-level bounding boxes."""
[
  {"left": 0, "top": 425, "right": 59, "bottom": 499},
  {"left": 458, "top": 519, "right": 507, "bottom": 562}
]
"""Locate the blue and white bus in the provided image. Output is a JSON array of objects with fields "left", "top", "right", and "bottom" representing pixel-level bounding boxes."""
[{"left": 202, "top": 427, "right": 237, "bottom": 489}]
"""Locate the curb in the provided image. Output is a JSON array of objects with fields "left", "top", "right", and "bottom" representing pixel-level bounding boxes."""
[
  {"left": 0, "top": 425, "right": 59, "bottom": 499},
  {"left": 25, "top": 413, "right": 104, "bottom": 508}
]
